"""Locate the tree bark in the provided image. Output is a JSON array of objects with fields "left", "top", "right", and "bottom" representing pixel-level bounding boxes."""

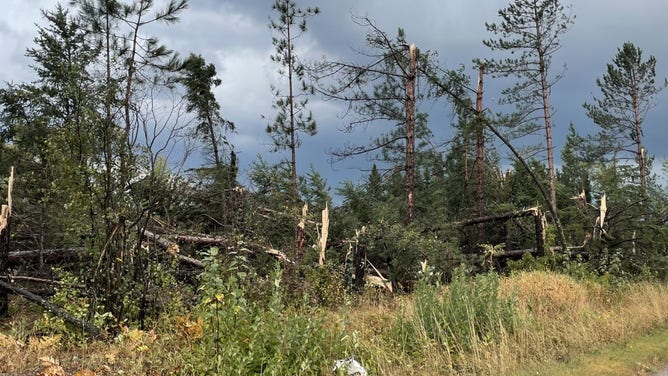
[
  {"left": 7, "top": 248, "right": 83, "bottom": 266},
  {"left": 475, "top": 61, "right": 486, "bottom": 243},
  {"left": 404, "top": 44, "right": 417, "bottom": 225},
  {"left": 539, "top": 50, "right": 558, "bottom": 216}
]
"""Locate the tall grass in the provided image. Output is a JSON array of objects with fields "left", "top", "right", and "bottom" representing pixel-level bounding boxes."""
[
  {"left": 5, "top": 268, "right": 668, "bottom": 375},
  {"left": 385, "top": 270, "right": 519, "bottom": 374},
  {"left": 347, "top": 270, "right": 668, "bottom": 375},
  {"left": 395, "top": 270, "right": 517, "bottom": 357}
]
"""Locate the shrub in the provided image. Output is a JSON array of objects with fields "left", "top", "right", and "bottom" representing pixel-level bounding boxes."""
[{"left": 302, "top": 262, "right": 349, "bottom": 308}]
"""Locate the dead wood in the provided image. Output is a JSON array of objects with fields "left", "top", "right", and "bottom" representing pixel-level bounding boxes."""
[
  {"left": 0, "top": 167, "right": 14, "bottom": 316},
  {"left": 495, "top": 245, "right": 586, "bottom": 258},
  {"left": 141, "top": 230, "right": 293, "bottom": 267},
  {"left": 8, "top": 248, "right": 83, "bottom": 266},
  {"left": 0, "top": 275, "right": 85, "bottom": 288},
  {"left": 0, "top": 279, "right": 102, "bottom": 338},
  {"left": 458, "top": 207, "right": 540, "bottom": 227}
]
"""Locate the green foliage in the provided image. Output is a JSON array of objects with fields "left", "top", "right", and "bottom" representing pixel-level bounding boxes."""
[
  {"left": 394, "top": 269, "right": 518, "bottom": 355},
  {"left": 302, "top": 262, "right": 349, "bottom": 308},
  {"left": 300, "top": 164, "right": 332, "bottom": 214},
  {"left": 34, "top": 270, "right": 114, "bottom": 341},
  {"left": 359, "top": 221, "right": 460, "bottom": 289},
  {"left": 584, "top": 42, "right": 667, "bottom": 196},
  {"left": 178, "top": 53, "right": 236, "bottom": 172},
  {"left": 484, "top": 0, "right": 574, "bottom": 124},
  {"left": 188, "top": 248, "right": 351, "bottom": 375},
  {"left": 246, "top": 156, "right": 300, "bottom": 248},
  {"left": 267, "top": 0, "right": 320, "bottom": 204}
]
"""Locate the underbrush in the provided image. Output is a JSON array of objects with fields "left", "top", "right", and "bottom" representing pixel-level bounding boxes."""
[
  {"left": 184, "top": 248, "right": 354, "bottom": 375},
  {"left": 3, "top": 266, "right": 668, "bottom": 375}
]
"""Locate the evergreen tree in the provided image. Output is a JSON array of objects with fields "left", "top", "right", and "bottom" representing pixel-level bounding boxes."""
[
  {"left": 0, "top": 5, "right": 99, "bottom": 250},
  {"left": 558, "top": 124, "right": 594, "bottom": 245},
  {"left": 178, "top": 53, "right": 235, "bottom": 171},
  {"left": 177, "top": 53, "right": 239, "bottom": 232},
  {"left": 584, "top": 42, "right": 666, "bottom": 196},
  {"left": 483, "top": 0, "right": 575, "bottom": 216},
  {"left": 314, "top": 19, "right": 429, "bottom": 224},
  {"left": 70, "top": 0, "right": 187, "bottom": 322},
  {"left": 267, "top": 0, "right": 319, "bottom": 204}
]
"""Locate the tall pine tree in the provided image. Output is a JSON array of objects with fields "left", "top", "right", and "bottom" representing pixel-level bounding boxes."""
[{"left": 483, "top": 0, "right": 574, "bottom": 216}]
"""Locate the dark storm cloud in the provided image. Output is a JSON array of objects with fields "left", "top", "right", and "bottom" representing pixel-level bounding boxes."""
[{"left": 2, "top": 0, "right": 668, "bottom": 189}]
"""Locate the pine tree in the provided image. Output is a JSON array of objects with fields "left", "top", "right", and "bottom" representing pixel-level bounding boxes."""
[
  {"left": 178, "top": 53, "right": 235, "bottom": 171},
  {"left": 483, "top": 0, "right": 575, "bottom": 216},
  {"left": 267, "top": 0, "right": 319, "bottom": 205},
  {"left": 584, "top": 42, "right": 666, "bottom": 197},
  {"left": 314, "top": 20, "right": 428, "bottom": 224}
]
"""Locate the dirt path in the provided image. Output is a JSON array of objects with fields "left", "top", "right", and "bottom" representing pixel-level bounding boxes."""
[{"left": 654, "top": 367, "right": 668, "bottom": 376}]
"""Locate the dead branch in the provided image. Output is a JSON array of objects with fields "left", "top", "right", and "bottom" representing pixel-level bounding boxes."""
[
  {"left": 0, "top": 275, "right": 84, "bottom": 288},
  {"left": 458, "top": 207, "right": 540, "bottom": 227},
  {"left": 141, "top": 230, "right": 203, "bottom": 268},
  {"left": 495, "top": 245, "right": 586, "bottom": 258},
  {"left": 0, "top": 279, "right": 102, "bottom": 338},
  {"left": 141, "top": 230, "right": 293, "bottom": 266},
  {"left": 8, "top": 248, "right": 83, "bottom": 266}
]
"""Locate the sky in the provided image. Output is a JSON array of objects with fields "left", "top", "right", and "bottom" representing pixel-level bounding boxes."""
[{"left": 1, "top": 0, "right": 667, "bottom": 196}]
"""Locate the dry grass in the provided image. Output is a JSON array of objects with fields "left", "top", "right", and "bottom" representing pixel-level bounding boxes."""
[
  {"left": 347, "top": 271, "right": 668, "bottom": 375},
  {"left": 2, "top": 271, "right": 668, "bottom": 375},
  {"left": 0, "top": 302, "right": 195, "bottom": 375}
]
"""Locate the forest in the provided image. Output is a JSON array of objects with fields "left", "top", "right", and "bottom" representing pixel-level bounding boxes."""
[{"left": 1, "top": 0, "right": 668, "bottom": 375}]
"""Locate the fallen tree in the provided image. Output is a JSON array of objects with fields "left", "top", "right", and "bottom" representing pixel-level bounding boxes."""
[
  {"left": 0, "top": 279, "right": 102, "bottom": 338},
  {"left": 141, "top": 229, "right": 292, "bottom": 265}
]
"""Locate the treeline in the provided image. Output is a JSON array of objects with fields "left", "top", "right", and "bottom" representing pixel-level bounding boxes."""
[{"left": 0, "top": 0, "right": 667, "bottom": 331}]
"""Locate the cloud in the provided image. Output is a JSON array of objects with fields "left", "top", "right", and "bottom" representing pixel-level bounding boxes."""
[{"left": 2, "top": 0, "right": 668, "bottom": 192}]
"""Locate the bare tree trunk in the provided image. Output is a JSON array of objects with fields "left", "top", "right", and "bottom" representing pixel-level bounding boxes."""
[
  {"left": 404, "top": 44, "right": 417, "bottom": 225},
  {"left": 631, "top": 84, "right": 647, "bottom": 196},
  {"left": 206, "top": 112, "right": 222, "bottom": 169},
  {"left": 475, "top": 61, "right": 486, "bottom": 243},
  {"left": 282, "top": 17, "right": 299, "bottom": 206},
  {"left": 539, "top": 55, "right": 557, "bottom": 215}
]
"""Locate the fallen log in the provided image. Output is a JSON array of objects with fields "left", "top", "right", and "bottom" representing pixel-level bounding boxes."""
[
  {"left": 494, "top": 245, "right": 586, "bottom": 258},
  {"left": 0, "top": 275, "right": 85, "bottom": 288},
  {"left": 458, "top": 207, "right": 540, "bottom": 227},
  {"left": 142, "top": 230, "right": 292, "bottom": 266},
  {"left": 0, "top": 279, "right": 102, "bottom": 338},
  {"left": 6, "top": 231, "right": 292, "bottom": 272},
  {"left": 8, "top": 248, "right": 83, "bottom": 266}
]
